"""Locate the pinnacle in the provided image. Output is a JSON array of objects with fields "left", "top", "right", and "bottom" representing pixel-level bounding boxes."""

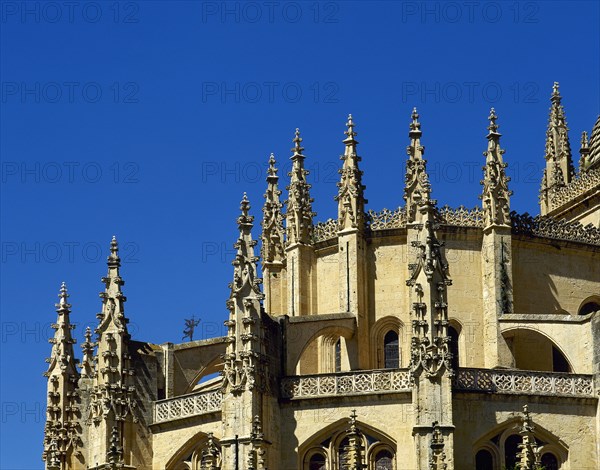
[
  {"left": 267, "top": 153, "right": 278, "bottom": 178},
  {"left": 409, "top": 107, "right": 422, "bottom": 137},
  {"left": 581, "top": 131, "right": 589, "bottom": 148},
  {"left": 108, "top": 235, "right": 120, "bottom": 267},
  {"left": 487, "top": 108, "right": 500, "bottom": 137},
  {"left": 344, "top": 114, "right": 358, "bottom": 143},
  {"left": 56, "top": 282, "right": 71, "bottom": 313},
  {"left": 238, "top": 193, "right": 253, "bottom": 227},
  {"left": 292, "top": 128, "right": 304, "bottom": 156}
]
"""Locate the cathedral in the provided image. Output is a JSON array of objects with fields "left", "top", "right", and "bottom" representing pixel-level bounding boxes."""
[{"left": 42, "top": 83, "right": 600, "bottom": 470}]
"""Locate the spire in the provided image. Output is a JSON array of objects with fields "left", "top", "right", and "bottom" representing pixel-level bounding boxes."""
[
  {"left": 87, "top": 236, "right": 136, "bottom": 438},
  {"left": 516, "top": 405, "right": 542, "bottom": 469},
  {"left": 407, "top": 217, "right": 453, "bottom": 378},
  {"left": 261, "top": 153, "right": 285, "bottom": 264},
  {"left": 43, "top": 282, "right": 81, "bottom": 468},
  {"left": 587, "top": 115, "right": 600, "bottom": 170},
  {"left": 96, "top": 236, "right": 128, "bottom": 335},
  {"left": 480, "top": 108, "right": 512, "bottom": 227},
  {"left": 341, "top": 410, "right": 365, "bottom": 469},
  {"left": 285, "top": 129, "right": 315, "bottom": 245},
  {"left": 579, "top": 131, "right": 590, "bottom": 173},
  {"left": 540, "top": 82, "right": 574, "bottom": 212},
  {"left": 336, "top": 114, "right": 367, "bottom": 231},
  {"left": 229, "top": 193, "right": 263, "bottom": 300},
  {"left": 404, "top": 108, "right": 433, "bottom": 223},
  {"left": 45, "top": 282, "right": 78, "bottom": 377},
  {"left": 80, "top": 326, "right": 95, "bottom": 379},
  {"left": 223, "top": 194, "right": 264, "bottom": 393}
]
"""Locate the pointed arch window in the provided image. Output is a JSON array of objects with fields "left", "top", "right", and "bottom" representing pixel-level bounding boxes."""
[
  {"left": 503, "top": 434, "right": 521, "bottom": 469},
  {"left": 309, "top": 453, "right": 326, "bottom": 470},
  {"left": 541, "top": 453, "right": 559, "bottom": 470},
  {"left": 383, "top": 330, "right": 399, "bottom": 369},
  {"left": 335, "top": 339, "right": 342, "bottom": 372},
  {"left": 375, "top": 449, "right": 393, "bottom": 469},
  {"left": 448, "top": 325, "right": 459, "bottom": 370},
  {"left": 475, "top": 449, "right": 493, "bottom": 470}
]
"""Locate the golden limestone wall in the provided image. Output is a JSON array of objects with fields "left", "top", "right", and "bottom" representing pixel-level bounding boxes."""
[
  {"left": 151, "top": 418, "right": 222, "bottom": 469},
  {"left": 279, "top": 397, "right": 415, "bottom": 470},
  {"left": 453, "top": 395, "right": 598, "bottom": 469},
  {"left": 314, "top": 247, "right": 339, "bottom": 313},
  {"left": 146, "top": 227, "right": 598, "bottom": 469},
  {"left": 512, "top": 239, "right": 599, "bottom": 315}
]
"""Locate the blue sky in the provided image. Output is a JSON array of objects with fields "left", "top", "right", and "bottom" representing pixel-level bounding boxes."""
[{"left": 1, "top": 1, "right": 599, "bottom": 467}]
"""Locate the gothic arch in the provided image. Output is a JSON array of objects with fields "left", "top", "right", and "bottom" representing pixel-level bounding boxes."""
[
  {"left": 447, "top": 318, "right": 463, "bottom": 369},
  {"left": 473, "top": 443, "right": 500, "bottom": 469},
  {"left": 290, "top": 325, "right": 355, "bottom": 374},
  {"left": 165, "top": 431, "right": 221, "bottom": 470},
  {"left": 186, "top": 355, "right": 224, "bottom": 393},
  {"left": 473, "top": 417, "right": 568, "bottom": 469},
  {"left": 577, "top": 295, "right": 600, "bottom": 316},
  {"left": 371, "top": 316, "right": 404, "bottom": 369},
  {"left": 298, "top": 417, "right": 396, "bottom": 469},
  {"left": 501, "top": 327, "right": 573, "bottom": 373}
]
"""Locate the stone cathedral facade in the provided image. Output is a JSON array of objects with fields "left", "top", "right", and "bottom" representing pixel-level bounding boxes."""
[{"left": 43, "top": 83, "right": 600, "bottom": 470}]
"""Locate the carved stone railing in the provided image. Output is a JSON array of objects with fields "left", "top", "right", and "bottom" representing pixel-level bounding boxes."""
[
  {"left": 550, "top": 167, "right": 600, "bottom": 210},
  {"left": 281, "top": 369, "right": 412, "bottom": 399},
  {"left": 154, "top": 389, "right": 222, "bottom": 424},
  {"left": 437, "top": 205, "right": 485, "bottom": 228},
  {"left": 454, "top": 368, "right": 595, "bottom": 398},
  {"left": 367, "top": 207, "right": 407, "bottom": 230},
  {"left": 313, "top": 218, "right": 339, "bottom": 243},
  {"left": 510, "top": 211, "right": 600, "bottom": 246}
]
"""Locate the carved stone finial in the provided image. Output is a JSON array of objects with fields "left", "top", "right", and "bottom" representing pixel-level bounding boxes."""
[
  {"left": 224, "top": 194, "right": 265, "bottom": 394},
  {"left": 516, "top": 404, "right": 541, "bottom": 469},
  {"left": 336, "top": 114, "right": 367, "bottom": 231},
  {"left": 43, "top": 282, "right": 80, "bottom": 466},
  {"left": 540, "top": 82, "right": 574, "bottom": 214},
  {"left": 407, "top": 216, "right": 453, "bottom": 379},
  {"left": 108, "top": 235, "right": 120, "bottom": 266},
  {"left": 404, "top": 108, "right": 432, "bottom": 223},
  {"left": 480, "top": 108, "right": 512, "bottom": 228},
  {"left": 579, "top": 131, "right": 591, "bottom": 173},
  {"left": 285, "top": 128, "right": 315, "bottom": 245},
  {"left": 261, "top": 153, "right": 285, "bottom": 264}
]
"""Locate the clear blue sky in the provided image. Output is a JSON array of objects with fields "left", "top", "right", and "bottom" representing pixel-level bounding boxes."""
[{"left": 1, "top": 1, "right": 599, "bottom": 468}]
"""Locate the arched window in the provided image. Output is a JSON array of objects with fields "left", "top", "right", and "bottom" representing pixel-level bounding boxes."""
[
  {"left": 309, "top": 453, "right": 326, "bottom": 470},
  {"left": 475, "top": 449, "right": 493, "bottom": 470},
  {"left": 504, "top": 434, "right": 521, "bottom": 469},
  {"left": 541, "top": 452, "right": 559, "bottom": 470},
  {"left": 375, "top": 449, "right": 393, "bottom": 469},
  {"left": 335, "top": 339, "right": 342, "bottom": 372},
  {"left": 448, "top": 325, "right": 459, "bottom": 370},
  {"left": 383, "top": 330, "right": 399, "bottom": 369}
]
